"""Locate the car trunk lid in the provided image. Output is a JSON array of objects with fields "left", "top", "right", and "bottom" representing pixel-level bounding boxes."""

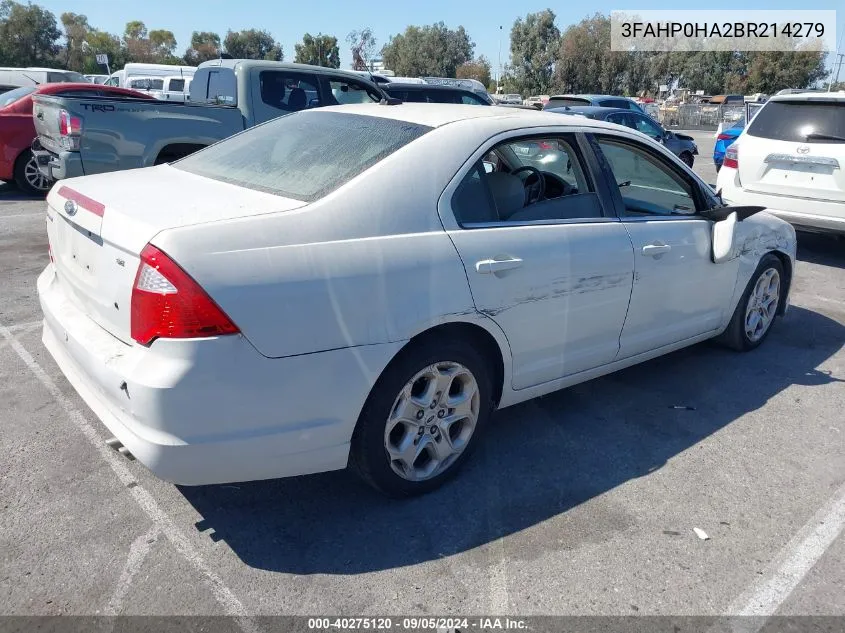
[
  {"left": 45, "top": 166, "right": 306, "bottom": 345},
  {"left": 737, "top": 98, "right": 845, "bottom": 210}
]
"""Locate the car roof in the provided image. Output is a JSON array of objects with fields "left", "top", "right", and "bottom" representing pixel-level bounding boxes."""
[
  {"left": 385, "top": 83, "right": 477, "bottom": 93},
  {"left": 198, "top": 58, "right": 369, "bottom": 81},
  {"left": 768, "top": 92, "right": 845, "bottom": 102},
  {"left": 546, "top": 105, "right": 631, "bottom": 116},
  {"left": 311, "top": 102, "right": 632, "bottom": 131}
]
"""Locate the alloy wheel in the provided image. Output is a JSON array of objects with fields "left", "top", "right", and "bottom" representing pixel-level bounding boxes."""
[
  {"left": 384, "top": 361, "right": 480, "bottom": 482},
  {"left": 745, "top": 268, "right": 780, "bottom": 342}
]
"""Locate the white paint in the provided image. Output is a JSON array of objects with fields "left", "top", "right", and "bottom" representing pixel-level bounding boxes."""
[
  {"left": 727, "top": 479, "right": 845, "bottom": 629},
  {"left": 105, "top": 526, "right": 160, "bottom": 616},
  {"left": 0, "top": 324, "right": 261, "bottom": 633}
]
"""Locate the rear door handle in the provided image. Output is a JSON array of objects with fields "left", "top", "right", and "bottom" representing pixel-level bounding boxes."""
[
  {"left": 642, "top": 244, "right": 671, "bottom": 257},
  {"left": 476, "top": 257, "right": 523, "bottom": 274}
]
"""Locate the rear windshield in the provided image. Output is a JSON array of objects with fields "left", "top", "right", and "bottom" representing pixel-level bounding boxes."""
[
  {"left": 747, "top": 100, "right": 845, "bottom": 143},
  {"left": 544, "top": 97, "right": 590, "bottom": 109},
  {"left": 174, "top": 111, "right": 432, "bottom": 202}
]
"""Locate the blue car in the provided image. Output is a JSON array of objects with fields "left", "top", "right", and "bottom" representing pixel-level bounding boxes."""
[{"left": 714, "top": 118, "right": 745, "bottom": 170}]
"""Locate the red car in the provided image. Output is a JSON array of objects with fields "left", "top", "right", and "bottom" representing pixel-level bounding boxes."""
[{"left": 0, "top": 82, "right": 153, "bottom": 194}]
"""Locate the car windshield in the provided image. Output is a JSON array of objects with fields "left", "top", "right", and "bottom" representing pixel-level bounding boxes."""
[
  {"left": 0, "top": 86, "right": 36, "bottom": 108},
  {"left": 747, "top": 100, "right": 845, "bottom": 143},
  {"left": 174, "top": 111, "right": 432, "bottom": 202}
]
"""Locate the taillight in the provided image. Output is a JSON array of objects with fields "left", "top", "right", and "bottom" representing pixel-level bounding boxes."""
[
  {"left": 130, "top": 244, "right": 239, "bottom": 345},
  {"left": 58, "top": 109, "right": 83, "bottom": 151},
  {"left": 716, "top": 133, "right": 732, "bottom": 141},
  {"left": 723, "top": 145, "right": 738, "bottom": 169}
]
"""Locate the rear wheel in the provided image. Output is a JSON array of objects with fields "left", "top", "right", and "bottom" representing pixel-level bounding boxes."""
[
  {"left": 680, "top": 151, "right": 694, "bottom": 168},
  {"left": 350, "top": 338, "right": 493, "bottom": 497},
  {"left": 13, "top": 150, "right": 52, "bottom": 195},
  {"left": 718, "top": 254, "right": 784, "bottom": 351}
]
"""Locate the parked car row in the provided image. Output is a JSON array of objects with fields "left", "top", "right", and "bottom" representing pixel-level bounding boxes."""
[{"left": 0, "top": 83, "right": 154, "bottom": 193}]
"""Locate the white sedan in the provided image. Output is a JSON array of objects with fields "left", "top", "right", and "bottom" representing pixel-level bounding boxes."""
[{"left": 38, "top": 103, "right": 796, "bottom": 497}]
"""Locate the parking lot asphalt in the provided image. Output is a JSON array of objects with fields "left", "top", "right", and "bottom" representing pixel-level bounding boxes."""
[{"left": 1, "top": 132, "right": 843, "bottom": 623}]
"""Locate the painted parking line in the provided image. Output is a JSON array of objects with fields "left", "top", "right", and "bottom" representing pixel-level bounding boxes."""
[
  {"left": 727, "top": 479, "right": 845, "bottom": 630},
  {"left": 0, "top": 212, "right": 45, "bottom": 220},
  {"left": 0, "top": 324, "right": 262, "bottom": 633}
]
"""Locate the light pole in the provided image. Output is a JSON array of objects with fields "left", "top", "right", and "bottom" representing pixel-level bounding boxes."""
[{"left": 497, "top": 25, "right": 503, "bottom": 94}]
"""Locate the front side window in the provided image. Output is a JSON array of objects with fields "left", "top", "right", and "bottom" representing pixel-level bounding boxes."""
[
  {"left": 168, "top": 79, "right": 185, "bottom": 92},
  {"left": 631, "top": 114, "right": 663, "bottom": 139},
  {"left": 259, "top": 71, "right": 319, "bottom": 112},
  {"left": 596, "top": 137, "right": 698, "bottom": 216},
  {"left": 174, "top": 111, "right": 430, "bottom": 203},
  {"left": 327, "top": 79, "right": 380, "bottom": 105},
  {"left": 105, "top": 76, "right": 119, "bottom": 86},
  {"left": 452, "top": 134, "right": 604, "bottom": 226}
]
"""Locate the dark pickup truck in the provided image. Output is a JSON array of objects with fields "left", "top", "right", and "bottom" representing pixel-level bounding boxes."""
[{"left": 32, "top": 59, "right": 386, "bottom": 180}]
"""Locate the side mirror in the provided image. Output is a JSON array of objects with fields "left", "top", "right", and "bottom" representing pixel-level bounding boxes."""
[
  {"left": 703, "top": 205, "right": 766, "bottom": 264},
  {"left": 711, "top": 211, "right": 737, "bottom": 263}
]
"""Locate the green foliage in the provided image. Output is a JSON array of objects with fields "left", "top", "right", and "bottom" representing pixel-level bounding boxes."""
[
  {"left": 184, "top": 31, "right": 220, "bottom": 65},
  {"left": 0, "top": 0, "right": 61, "bottom": 67},
  {"left": 456, "top": 55, "right": 491, "bottom": 87},
  {"left": 294, "top": 33, "right": 340, "bottom": 68},
  {"left": 381, "top": 22, "right": 474, "bottom": 77},
  {"left": 223, "top": 29, "right": 283, "bottom": 61},
  {"left": 509, "top": 9, "right": 560, "bottom": 96}
]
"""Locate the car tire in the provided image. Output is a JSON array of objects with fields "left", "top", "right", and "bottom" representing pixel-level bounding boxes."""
[
  {"left": 350, "top": 337, "right": 494, "bottom": 497},
  {"left": 13, "top": 150, "right": 52, "bottom": 195},
  {"left": 718, "top": 254, "right": 784, "bottom": 352},
  {"left": 680, "top": 152, "right": 694, "bottom": 168}
]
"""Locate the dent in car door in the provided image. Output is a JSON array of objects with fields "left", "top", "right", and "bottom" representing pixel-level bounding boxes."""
[
  {"left": 448, "top": 223, "right": 634, "bottom": 389},
  {"left": 441, "top": 141, "right": 634, "bottom": 390},
  {"left": 591, "top": 134, "right": 739, "bottom": 358}
]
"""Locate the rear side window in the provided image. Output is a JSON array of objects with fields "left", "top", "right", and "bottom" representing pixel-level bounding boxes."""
[
  {"left": 747, "top": 100, "right": 845, "bottom": 143},
  {"left": 174, "top": 112, "right": 431, "bottom": 202},
  {"left": 598, "top": 98, "right": 629, "bottom": 109},
  {"left": 259, "top": 71, "right": 320, "bottom": 112}
]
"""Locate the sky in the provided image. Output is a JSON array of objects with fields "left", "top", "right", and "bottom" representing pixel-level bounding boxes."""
[{"left": 36, "top": 0, "right": 844, "bottom": 77}]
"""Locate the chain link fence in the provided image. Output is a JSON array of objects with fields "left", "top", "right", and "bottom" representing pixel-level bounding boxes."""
[{"left": 657, "top": 104, "right": 746, "bottom": 130}]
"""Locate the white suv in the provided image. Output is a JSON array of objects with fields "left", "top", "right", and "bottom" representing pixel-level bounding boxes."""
[{"left": 716, "top": 93, "right": 845, "bottom": 234}]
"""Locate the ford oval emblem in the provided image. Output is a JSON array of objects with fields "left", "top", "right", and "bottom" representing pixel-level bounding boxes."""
[
  {"left": 796, "top": 145, "right": 810, "bottom": 155},
  {"left": 64, "top": 200, "right": 77, "bottom": 216}
]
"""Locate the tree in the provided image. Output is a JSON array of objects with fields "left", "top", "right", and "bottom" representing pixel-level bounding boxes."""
[
  {"left": 381, "top": 22, "right": 474, "bottom": 77},
  {"left": 123, "top": 19, "right": 152, "bottom": 62},
  {"left": 124, "top": 20, "right": 147, "bottom": 41},
  {"left": 456, "top": 55, "right": 491, "bottom": 87},
  {"left": 223, "top": 29, "right": 283, "bottom": 61},
  {"left": 60, "top": 12, "right": 90, "bottom": 72},
  {"left": 294, "top": 33, "right": 339, "bottom": 68},
  {"left": 84, "top": 28, "right": 126, "bottom": 73},
  {"left": 510, "top": 9, "right": 560, "bottom": 96},
  {"left": 347, "top": 27, "right": 376, "bottom": 70},
  {"left": 0, "top": 0, "right": 61, "bottom": 67},
  {"left": 184, "top": 31, "right": 220, "bottom": 65},
  {"left": 149, "top": 29, "right": 177, "bottom": 61}
]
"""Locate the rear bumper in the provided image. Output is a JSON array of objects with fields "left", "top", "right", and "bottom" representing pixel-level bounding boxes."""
[
  {"left": 33, "top": 146, "right": 85, "bottom": 181},
  {"left": 38, "top": 265, "right": 401, "bottom": 485},
  {"left": 717, "top": 170, "right": 845, "bottom": 234}
]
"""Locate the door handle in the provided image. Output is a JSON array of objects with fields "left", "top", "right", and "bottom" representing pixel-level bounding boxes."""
[
  {"left": 476, "top": 257, "right": 523, "bottom": 275},
  {"left": 642, "top": 244, "right": 671, "bottom": 257}
]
